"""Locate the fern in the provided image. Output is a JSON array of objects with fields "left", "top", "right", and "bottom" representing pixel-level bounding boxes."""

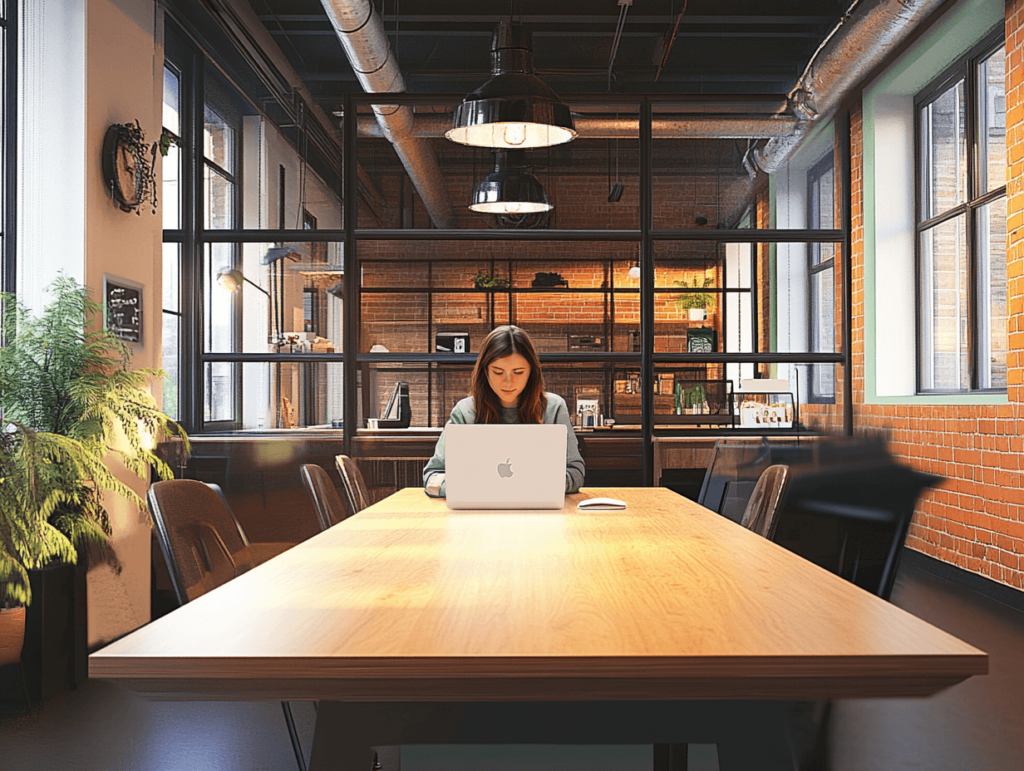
[{"left": 0, "top": 276, "right": 188, "bottom": 605}]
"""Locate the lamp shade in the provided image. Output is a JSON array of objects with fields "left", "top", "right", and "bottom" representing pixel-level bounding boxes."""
[
  {"left": 447, "top": 22, "right": 575, "bottom": 149},
  {"left": 469, "top": 150, "right": 552, "bottom": 214},
  {"left": 216, "top": 269, "right": 244, "bottom": 292}
]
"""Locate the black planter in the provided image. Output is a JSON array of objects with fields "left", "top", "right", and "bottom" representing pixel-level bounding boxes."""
[{"left": 21, "top": 560, "right": 88, "bottom": 701}]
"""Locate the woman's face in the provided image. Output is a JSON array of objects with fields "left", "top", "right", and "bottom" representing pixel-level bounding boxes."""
[{"left": 486, "top": 353, "right": 531, "bottom": 408}]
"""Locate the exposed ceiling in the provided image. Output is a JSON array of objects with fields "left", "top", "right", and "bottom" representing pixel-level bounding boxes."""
[{"left": 245, "top": 0, "right": 849, "bottom": 110}]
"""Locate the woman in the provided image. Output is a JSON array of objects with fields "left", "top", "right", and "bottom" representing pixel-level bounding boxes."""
[{"left": 424, "top": 325, "right": 585, "bottom": 497}]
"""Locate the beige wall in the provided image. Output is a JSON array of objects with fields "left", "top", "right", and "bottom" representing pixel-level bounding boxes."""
[{"left": 83, "top": 0, "right": 163, "bottom": 646}]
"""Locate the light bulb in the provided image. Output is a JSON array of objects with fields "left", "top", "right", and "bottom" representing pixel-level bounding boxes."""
[
  {"left": 628, "top": 264, "right": 641, "bottom": 279},
  {"left": 502, "top": 123, "right": 527, "bottom": 146},
  {"left": 216, "top": 270, "right": 241, "bottom": 292},
  {"left": 504, "top": 201, "right": 523, "bottom": 214}
]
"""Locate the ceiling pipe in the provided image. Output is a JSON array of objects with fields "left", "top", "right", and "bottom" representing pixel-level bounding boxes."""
[
  {"left": 751, "top": 0, "right": 950, "bottom": 173},
  {"left": 319, "top": 0, "right": 454, "bottom": 228},
  {"left": 356, "top": 113, "right": 800, "bottom": 140}
]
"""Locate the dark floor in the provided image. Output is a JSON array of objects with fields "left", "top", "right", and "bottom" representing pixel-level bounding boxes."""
[{"left": 1, "top": 556, "right": 1022, "bottom": 771}]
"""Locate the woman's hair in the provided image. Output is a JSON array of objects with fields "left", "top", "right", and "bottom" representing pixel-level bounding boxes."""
[{"left": 471, "top": 325, "right": 546, "bottom": 424}]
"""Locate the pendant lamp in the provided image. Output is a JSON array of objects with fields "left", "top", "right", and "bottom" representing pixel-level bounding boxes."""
[
  {"left": 447, "top": 21, "right": 575, "bottom": 150},
  {"left": 469, "top": 150, "right": 552, "bottom": 214}
]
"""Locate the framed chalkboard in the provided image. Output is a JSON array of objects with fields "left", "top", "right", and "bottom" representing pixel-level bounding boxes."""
[{"left": 103, "top": 274, "right": 143, "bottom": 344}]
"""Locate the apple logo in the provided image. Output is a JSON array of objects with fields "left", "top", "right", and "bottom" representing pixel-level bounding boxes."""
[{"left": 497, "top": 458, "right": 514, "bottom": 478}]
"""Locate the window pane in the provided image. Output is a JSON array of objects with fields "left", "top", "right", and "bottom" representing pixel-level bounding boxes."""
[
  {"left": 163, "top": 65, "right": 180, "bottom": 136},
  {"left": 977, "top": 199, "right": 1007, "bottom": 389},
  {"left": 205, "top": 243, "right": 235, "bottom": 353},
  {"left": 204, "top": 165, "right": 234, "bottom": 229},
  {"left": 204, "top": 104, "right": 234, "bottom": 174},
  {"left": 205, "top": 362, "right": 344, "bottom": 430},
  {"left": 162, "top": 242, "right": 179, "bottom": 312},
  {"left": 919, "top": 216, "right": 968, "bottom": 390},
  {"left": 811, "top": 266, "right": 835, "bottom": 401},
  {"left": 920, "top": 80, "right": 966, "bottom": 220},
  {"left": 162, "top": 143, "right": 181, "bottom": 230},
  {"left": 205, "top": 361, "right": 236, "bottom": 423},
  {"left": 978, "top": 46, "right": 1006, "bottom": 194},
  {"left": 161, "top": 311, "right": 180, "bottom": 421}
]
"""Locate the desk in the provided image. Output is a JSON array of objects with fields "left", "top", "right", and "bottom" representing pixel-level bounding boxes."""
[{"left": 90, "top": 487, "right": 986, "bottom": 770}]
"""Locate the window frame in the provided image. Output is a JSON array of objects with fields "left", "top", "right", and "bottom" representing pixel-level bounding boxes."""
[
  {"left": 1, "top": 2, "right": 14, "bottom": 297},
  {"left": 914, "top": 30, "right": 1006, "bottom": 395},
  {"left": 807, "top": 152, "right": 836, "bottom": 404}
]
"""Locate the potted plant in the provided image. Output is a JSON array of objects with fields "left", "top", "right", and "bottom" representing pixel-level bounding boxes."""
[
  {"left": 473, "top": 272, "right": 511, "bottom": 291},
  {"left": 0, "top": 276, "right": 187, "bottom": 697},
  {"left": 674, "top": 277, "right": 715, "bottom": 321}
]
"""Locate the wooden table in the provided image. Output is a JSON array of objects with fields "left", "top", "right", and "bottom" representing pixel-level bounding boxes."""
[{"left": 90, "top": 487, "right": 986, "bottom": 770}]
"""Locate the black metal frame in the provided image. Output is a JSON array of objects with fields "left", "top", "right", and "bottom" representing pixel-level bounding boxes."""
[
  {"left": 913, "top": 27, "right": 1006, "bottom": 395},
  {"left": 164, "top": 68, "right": 851, "bottom": 483},
  {"left": 806, "top": 151, "right": 838, "bottom": 406}
]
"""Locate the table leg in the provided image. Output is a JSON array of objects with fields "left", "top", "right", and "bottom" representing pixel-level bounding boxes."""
[{"left": 308, "top": 701, "right": 794, "bottom": 771}]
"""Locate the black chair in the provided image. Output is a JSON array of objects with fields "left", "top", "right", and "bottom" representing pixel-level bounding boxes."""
[
  {"left": 740, "top": 464, "right": 790, "bottom": 540},
  {"left": 777, "top": 459, "right": 941, "bottom": 601},
  {"left": 147, "top": 479, "right": 308, "bottom": 771},
  {"left": 299, "top": 463, "right": 351, "bottom": 530},
  {"left": 697, "top": 438, "right": 773, "bottom": 523}
]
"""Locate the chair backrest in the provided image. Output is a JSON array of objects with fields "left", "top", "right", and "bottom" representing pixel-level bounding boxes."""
[
  {"left": 334, "top": 455, "right": 371, "bottom": 515},
  {"left": 775, "top": 460, "right": 941, "bottom": 600},
  {"left": 739, "top": 464, "right": 789, "bottom": 540},
  {"left": 147, "top": 479, "right": 248, "bottom": 605},
  {"left": 697, "top": 438, "right": 773, "bottom": 523},
  {"left": 299, "top": 463, "right": 350, "bottom": 530}
]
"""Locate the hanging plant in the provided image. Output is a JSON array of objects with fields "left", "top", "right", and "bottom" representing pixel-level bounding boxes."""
[{"left": 101, "top": 120, "right": 176, "bottom": 216}]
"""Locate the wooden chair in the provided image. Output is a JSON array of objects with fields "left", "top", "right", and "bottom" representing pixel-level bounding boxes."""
[
  {"left": 334, "top": 455, "right": 371, "bottom": 516},
  {"left": 739, "top": 464, "right": 790, "bottom": 540},
  {"left": 299, "top": 463, "right": 350, "bottom": 531},
  {"left": 147, "top": 479, "right": 308, "bottom": 771}
]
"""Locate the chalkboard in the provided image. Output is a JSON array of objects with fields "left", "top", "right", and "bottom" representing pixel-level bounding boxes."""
[{"left": 104, "top": 275, "right": 143, "bottom": 344}]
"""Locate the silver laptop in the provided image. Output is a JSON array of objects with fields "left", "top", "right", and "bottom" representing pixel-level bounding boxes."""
[{"left": 444, "top": 423, "right": 568, "bottom": 510}]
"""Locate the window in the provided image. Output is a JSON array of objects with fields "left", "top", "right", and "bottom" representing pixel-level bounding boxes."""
[
  {"left": 161, "top": 63, "right": 182, "bottom": 420},
  {"left": 808, "top": 153, "right": 835, "bottom": 402},
  {"left": 916, "top": 36, "right": 1006, "bottom": 393},
  {"left": 1, "top": 2, "right": 12, "bottom": 295}
]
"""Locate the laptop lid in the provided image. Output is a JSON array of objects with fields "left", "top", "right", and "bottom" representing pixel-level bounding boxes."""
[{"left": 444, "top": 423, "right": 568, "bottom": 510}]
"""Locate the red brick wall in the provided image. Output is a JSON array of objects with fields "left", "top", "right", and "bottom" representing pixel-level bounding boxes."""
[{"left": 814, "top": 1, "right": 1024, "bottom": 591}]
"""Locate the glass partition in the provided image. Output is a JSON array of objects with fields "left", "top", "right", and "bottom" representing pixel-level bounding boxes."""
[{"left": 204, "top": 240, "right": 344, "bottom": 355}]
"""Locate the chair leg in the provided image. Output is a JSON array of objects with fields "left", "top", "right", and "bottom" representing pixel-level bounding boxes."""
[
  {"left": 281, "top": 700, "right": 308, "bottom": 771},
  {"left": 19, "top": 664, "right": 32, "bottom": 710}
]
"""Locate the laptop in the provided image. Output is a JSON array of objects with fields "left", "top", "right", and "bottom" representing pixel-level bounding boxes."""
[{"left": 444, "top": 423, "right": 568, "bottom": 510}]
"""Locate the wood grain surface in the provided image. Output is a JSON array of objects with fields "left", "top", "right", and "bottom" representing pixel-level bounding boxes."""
[{"left": 90, "top": 487, "right": 986, "bottom": 701}]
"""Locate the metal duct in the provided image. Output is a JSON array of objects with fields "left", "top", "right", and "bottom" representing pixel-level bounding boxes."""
[
  {"left": 752, "top": 0, "right": 950, "bottom": 173},
  {"left": 357, "top": 113, "right": 800, "bottom": 140},
  {"left": 320, "top": 0, "right": 454, "bottom": 228}
]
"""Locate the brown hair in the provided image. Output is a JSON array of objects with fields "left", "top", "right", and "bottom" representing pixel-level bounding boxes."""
[{"left": 471, "top": 325, "right": 547, "bottom": 424}]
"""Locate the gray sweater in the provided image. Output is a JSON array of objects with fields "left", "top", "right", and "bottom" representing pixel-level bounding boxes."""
[{"left": 423, "top": 393, "right": 585, "bottom": 497}]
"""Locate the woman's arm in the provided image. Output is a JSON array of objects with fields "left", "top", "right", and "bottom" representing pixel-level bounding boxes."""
[
  {"left": 423, "top": 397, "right": 476, "bottom": 497},
  {"left": 546, "top": 394, "right": 585, "bottom": 493}
]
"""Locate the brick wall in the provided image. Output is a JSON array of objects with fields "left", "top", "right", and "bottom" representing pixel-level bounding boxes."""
[{"left": 811, "top": 1, "right": 1024, "bottom": 591}]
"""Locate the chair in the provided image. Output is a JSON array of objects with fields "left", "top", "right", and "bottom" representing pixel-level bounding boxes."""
[
  {"left": 335, "top": 455, "right": 371, "bottom": 516},
  {"left": 147, "top": 479, "right": 308, "bottom": 771},
  {"left": 299, "top": 463, "right": 350, "bottom": 530},
  {"left": 739, "top": 464, "right": 789, "bottom": 540},
  {"left": 697, "top": 438, "right": 773, "bottom": 523},
  {"left": 778, "top": 460, "right": 941, "bottom": 601}
]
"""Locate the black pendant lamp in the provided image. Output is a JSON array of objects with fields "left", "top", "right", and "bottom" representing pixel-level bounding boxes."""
[
  {"left": 447, "top": 21, "right": 575, "bottom": 150},
  {"left": 469, "top": 150, "right": 552, "bottom": 214}
]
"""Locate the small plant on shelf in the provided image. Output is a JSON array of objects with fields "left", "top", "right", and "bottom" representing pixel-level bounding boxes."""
[
  {"left": 674, "top": 276, "right": 715, "bottom": 320},
  {"left": 474, "top": 273, "right": 511, "bottom": 290}
]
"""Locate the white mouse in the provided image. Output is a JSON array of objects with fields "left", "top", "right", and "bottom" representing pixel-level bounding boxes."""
[{"left": 576, "top": 497, "right": 627, "bottom": 510}]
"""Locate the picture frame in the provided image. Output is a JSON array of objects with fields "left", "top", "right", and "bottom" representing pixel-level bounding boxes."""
[{"left": 103, "top": 274, "right": 143, "bottom": 344}]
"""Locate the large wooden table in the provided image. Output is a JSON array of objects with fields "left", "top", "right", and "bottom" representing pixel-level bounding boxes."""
[{"left": 91, "top": 487, "right": 986, "bottom": 770}]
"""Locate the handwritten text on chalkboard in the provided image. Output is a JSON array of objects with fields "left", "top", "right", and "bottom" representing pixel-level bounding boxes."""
[{"left": 105, "top": 277, "right": 142, "bottom": 343}]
